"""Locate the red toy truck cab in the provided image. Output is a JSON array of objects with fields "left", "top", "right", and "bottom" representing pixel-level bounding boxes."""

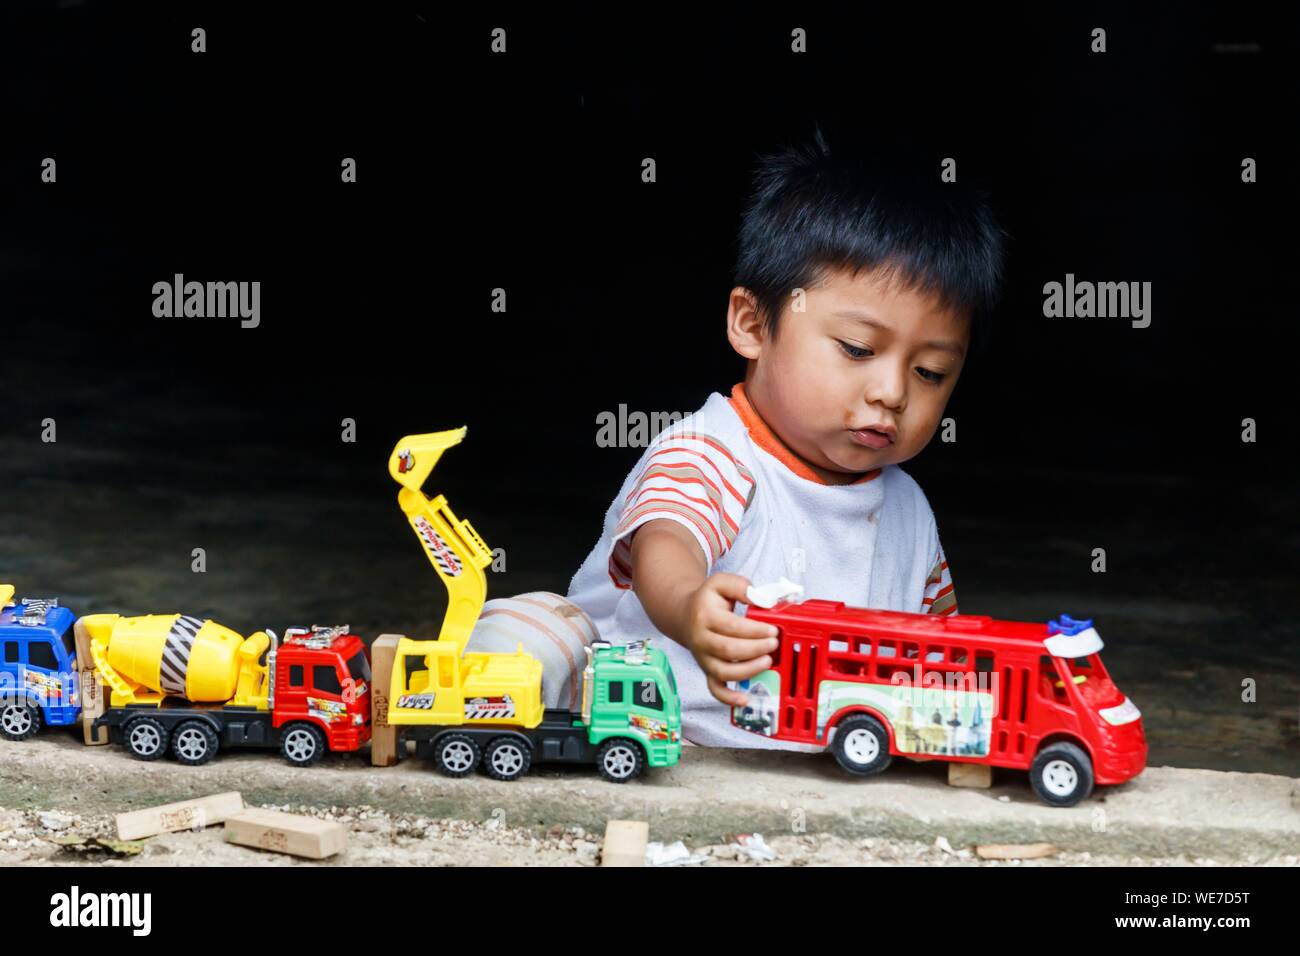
[
  {"left": 733, "top": 601, "right": 1147, "bottom": 806},
  {"left": 272, "top": 626, "right": 372, "bottom": 755}
]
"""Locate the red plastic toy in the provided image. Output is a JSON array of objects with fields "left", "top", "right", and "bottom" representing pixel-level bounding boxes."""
[{"left": 732, "top": 590, "right": 1147, "bottom": 806}]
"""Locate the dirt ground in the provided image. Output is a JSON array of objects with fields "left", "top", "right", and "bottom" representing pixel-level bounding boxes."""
[{"left": 3, "top": 804, "right": 1295, "bottom": 867}]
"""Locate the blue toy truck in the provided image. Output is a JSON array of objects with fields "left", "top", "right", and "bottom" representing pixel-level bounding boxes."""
[{"left": 0, "top": 585, "right": 80, "bottom": 739}]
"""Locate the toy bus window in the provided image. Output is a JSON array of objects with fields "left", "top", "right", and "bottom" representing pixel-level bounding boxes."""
[
  {"left": 437, "top": 654, "right": 455, "bottom": 689},
  {"left": 1038, "top": 656, "right": 1068, "bottom": 702},
  {"left": 3, "top": 641, "right": 20, "bottom": 664},
  {"left": 950, "top": 648, "right": 969, "bottom": 665},
  {"left": 313, "top": 665, "right": 343, "bottom": 697},
  {"left": 877, "top": 641, "right": 896, "bottom": 658},
  {"left": 857, "top": 639, "right": 873, "bottom": 655},
  {"left": 607, "top": 680, "right": 624, "bottom": 703},
  {"left": 975, "top": 653, "right": 994, "bottom": 673},
  {"left": 924, "top": 648, "right": 944, "bottom": 663},
  {"left": 828, "top": 634, "right": 868, "bottom": 677},
  {"left": 28, "top": 640, "right": 58, "bottom": 670},
  {"left": 289, "top": 664, "right": 304, "bottom": 688},
  {"left": 903, "top": 643, "right": 919, "bottom": 660},
  {"left": 636, "top": 679, "right": 663, "bottom": 711}
]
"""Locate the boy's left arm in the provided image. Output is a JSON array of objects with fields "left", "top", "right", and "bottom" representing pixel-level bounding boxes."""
[{"left": 921, "top": 541, "right": 958, "bottom": 616}]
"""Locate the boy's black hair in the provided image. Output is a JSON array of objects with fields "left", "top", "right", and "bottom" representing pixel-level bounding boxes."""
[{"left": 733, "top": 127, "right": 1008, "bottom": 353}]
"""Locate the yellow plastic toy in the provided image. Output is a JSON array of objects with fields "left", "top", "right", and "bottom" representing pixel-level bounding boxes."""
[{"left": 385, "top": 428, "right": 544, "bottom": 729}]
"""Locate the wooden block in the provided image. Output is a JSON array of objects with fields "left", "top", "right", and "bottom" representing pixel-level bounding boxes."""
[
  {"left": 947, "top": 762, "right": 993, "bottom": 789},
  {"left": 116, "top": 792, "right": 245, "bottom": 841},
  {"left": 225, "top": 808, "right": 348, "bottom": 860},
  {"left": 369, "top": 634, "right": 404, "bottom": 767},
  {"left": 976, "top": 842, "right": 1059, "bottom": 861},
  {"left": 73, "top": 618, "right": 110, "bottom": 746},
  {"left": 600, "top": 819, "right": 649, "bottom": 867}
]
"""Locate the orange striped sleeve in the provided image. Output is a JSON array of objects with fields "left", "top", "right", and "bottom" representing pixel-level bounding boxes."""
[
  {"left": 921, "top": 544, "right": 958, "bottom": 616},
  {"left": 607, "top": 432, "right": 755, "bottom": 589}
]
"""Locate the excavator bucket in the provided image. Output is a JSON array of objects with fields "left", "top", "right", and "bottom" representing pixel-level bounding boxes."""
[
  {"left": 388, "top": 427, "right": 469, "bottom": 493},
  {"left": 388, "top": 427, "right": 493, "bottom": 652}
]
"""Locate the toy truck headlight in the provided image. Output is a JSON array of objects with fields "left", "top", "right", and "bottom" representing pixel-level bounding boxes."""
[
  {"left": 1099, "top": 697, "right": 1141, "bottom": 726},
  {"left": 353, "top": 713, "right": 365, "bottom": 726}
]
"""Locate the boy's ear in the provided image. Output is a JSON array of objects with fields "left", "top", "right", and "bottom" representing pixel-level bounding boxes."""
[{"left": 726, "top": 287, "right": 766, "bottom": 360}]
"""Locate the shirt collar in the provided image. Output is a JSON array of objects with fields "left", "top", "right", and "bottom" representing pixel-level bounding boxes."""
[{"left": 727, "top": 382, "right": 881, "bottom": 486}]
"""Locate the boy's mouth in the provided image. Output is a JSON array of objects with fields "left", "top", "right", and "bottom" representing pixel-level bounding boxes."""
[{"left": 848, "top": 425, "right": 896, "bottom": 450}]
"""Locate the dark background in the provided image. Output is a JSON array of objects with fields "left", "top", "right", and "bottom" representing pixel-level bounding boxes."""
[{"left": 1, "top": 2, "right": 1295, "bottom": 772}]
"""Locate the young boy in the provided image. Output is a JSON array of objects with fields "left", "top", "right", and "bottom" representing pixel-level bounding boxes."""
[{"left": 469, "top": 131, "right": 1005, "bottom": 749}]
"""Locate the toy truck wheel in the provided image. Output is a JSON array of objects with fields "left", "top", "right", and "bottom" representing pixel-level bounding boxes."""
[
  {"left": 172, "top": 720, "right": 220, "bottom": 766},
  {"left": 123, "top": 716, "right": 170, "bottom": 761},
  {"left": 595, "top": 738, "right": 645, "bottom": 783},
  {"left": 830, "top": 715, "right": 892, "bottom": 776},
  {"left": 281, "top": 723, "right": 327, "bottom": 767},
  {"left": 433, "top": 733, "right": 481, "bottom": 777},
  {"left": 1030, "top": 742, "right": 1094, "bottom": 807},
  {"left": 483, "top": 736, "right": 532, "bottom": 781},
  {"left": 0, "top": 700, "right": 42, "bottom": 740}
]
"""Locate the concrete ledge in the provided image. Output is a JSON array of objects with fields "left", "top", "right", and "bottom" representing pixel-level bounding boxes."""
[{"left": 3, "top": 732, "right": 1296, "bottom": 861}]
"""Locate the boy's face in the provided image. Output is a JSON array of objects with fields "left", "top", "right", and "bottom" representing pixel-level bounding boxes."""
[{"left": 727, "top": 264, "right": 968, "bottom": 483}]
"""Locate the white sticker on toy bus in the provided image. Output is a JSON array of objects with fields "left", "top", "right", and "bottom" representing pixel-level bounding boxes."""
[
  {"left": 732, "top": 671, "right": 781, "bottom": 736},
  {"left": 307, "top": 697, "right": 347, "bottom": 723},
  {"left": 734, "top": 671, "right": 995, "bottom": 758}
]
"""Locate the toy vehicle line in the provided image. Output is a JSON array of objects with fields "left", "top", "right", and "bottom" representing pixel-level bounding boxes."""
[
  {"left": 3, "top": 426, "right": 1149, "bottom": 805},
  {"left": 732, "top": 583, "right": 1148, "bottom": 807},
  {"left": 0, "top": 426, "right": 685, "bottom": 784}
]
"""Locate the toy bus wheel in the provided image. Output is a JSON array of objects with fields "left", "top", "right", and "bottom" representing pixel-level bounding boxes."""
[
  {"left": 281, "top": 723, "right": 327, "bottom": 767},
  {"left": 123, "top": 716, "right": 169, "bottom": 761},
  {"left": 483, "top": 736, "right": 532, "bottom": 781},
  {"left": 595, "top": 738, "right": 645, "bottom": 783},
  {"left": 831, "top": 715, "right": 892, "bottom": 776},
  {"left": 172, "top": 720, "right": 220, "bottom": 766},
  {"left": 1030, "top": 742, "right": 1094, "bottom": 807},
  {"left": 0, "top": 701, "right": 42, "bottom": 741},
  {"left": 434, "top": 733, "right": 481, "bottom": 777}
]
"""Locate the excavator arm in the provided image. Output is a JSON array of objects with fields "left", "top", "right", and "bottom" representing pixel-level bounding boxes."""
[{"left": 388, "top": 428, "right": 493, "bottom": 654}]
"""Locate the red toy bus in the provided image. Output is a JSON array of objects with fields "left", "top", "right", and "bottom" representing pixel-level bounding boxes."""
[{"left": 732, "top": 598, "right": 1147, "bottom": 806}]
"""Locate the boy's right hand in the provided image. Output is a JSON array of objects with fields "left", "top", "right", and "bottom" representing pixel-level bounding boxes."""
[{"left": 683, "top": 573, "right": 781, "bottom": 708}]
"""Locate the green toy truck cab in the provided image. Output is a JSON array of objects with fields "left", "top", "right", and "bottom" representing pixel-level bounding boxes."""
[{"left": 583, "top": 640, "right": 682, "bottom": 772}]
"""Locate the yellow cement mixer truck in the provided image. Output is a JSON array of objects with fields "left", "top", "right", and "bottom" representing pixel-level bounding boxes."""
[{"left": 81, "top": 613, "right": 372, "bottom": 766}]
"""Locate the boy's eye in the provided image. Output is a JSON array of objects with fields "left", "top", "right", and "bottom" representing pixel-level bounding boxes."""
[
  {"left": 916, "top": 367, "right": 947, "bottom": 385},
  {"left": 837, "top": 340, "right": 873, "bottom": 360}
]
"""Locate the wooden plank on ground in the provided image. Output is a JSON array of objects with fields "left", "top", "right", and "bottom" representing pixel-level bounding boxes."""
[
  {"left": 116, "top": 792, "right": 245, "bottom": 841},
  {"left": 601, "top": 819, "right": 649, "bottom": 867},
  {"left": 224, "top": 808, "right": 348, "bottom": 859}
]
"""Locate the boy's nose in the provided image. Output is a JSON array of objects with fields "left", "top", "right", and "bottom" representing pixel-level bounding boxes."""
[{"left": 863, "top": 365, "right": 907, "bottom": 412}]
